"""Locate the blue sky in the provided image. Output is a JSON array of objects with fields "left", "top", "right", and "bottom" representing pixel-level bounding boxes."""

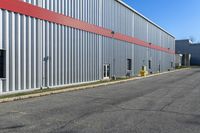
[{"left": 123, "top": 0, "right": 200, "bottom": 42}]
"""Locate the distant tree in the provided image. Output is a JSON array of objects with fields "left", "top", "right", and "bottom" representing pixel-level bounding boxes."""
[{"left": 189, "top": 36, "right": 196, "bottom": 42}]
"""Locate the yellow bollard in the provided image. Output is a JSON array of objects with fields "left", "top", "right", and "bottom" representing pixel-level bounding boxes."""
[{"left": 140, "top": 66, "right": 148, "bottom": 77}]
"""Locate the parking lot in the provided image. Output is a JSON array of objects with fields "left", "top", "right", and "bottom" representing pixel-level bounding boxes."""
[{"left": 0, "top": 68, "right": 200, "bottom": 133}]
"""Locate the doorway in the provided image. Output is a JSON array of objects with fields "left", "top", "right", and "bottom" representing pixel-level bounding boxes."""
[{"left": 103, "top": 64, "right": 110, "bottom": 79}]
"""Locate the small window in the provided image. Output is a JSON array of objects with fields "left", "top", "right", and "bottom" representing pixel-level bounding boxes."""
[
  {"left": 158, "top": 64, "right": 161, "bottom": 72},
  {"left": 0, "top": 50, "right": 5, "bottom": 78},
  {"left": 148, "top": 60, "right": 152, "bottom": 69},
  {"left": 127, "top": 59, "right": 132, "bottom": 70}
]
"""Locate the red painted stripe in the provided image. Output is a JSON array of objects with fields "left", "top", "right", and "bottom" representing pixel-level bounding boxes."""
[{"left": 0, "top": 0, "right": 175, "bottom": 54}]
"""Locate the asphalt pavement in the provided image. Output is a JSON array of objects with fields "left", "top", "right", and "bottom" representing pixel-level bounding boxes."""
[{"left": 0, "top": 68, "right": 200, "bottom": 133}]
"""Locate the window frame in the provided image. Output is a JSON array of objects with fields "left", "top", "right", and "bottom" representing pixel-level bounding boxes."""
[
  {"left": 0, "top": 49, "right": 6, "bottom": 79},
  {"left": 148, "top": 60, "right": 152, "bottom": 70}
]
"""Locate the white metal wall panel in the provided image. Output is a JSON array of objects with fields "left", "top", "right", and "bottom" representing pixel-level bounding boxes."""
[{"left": 0, "top": 0, "right": 175, "bottom": 94}]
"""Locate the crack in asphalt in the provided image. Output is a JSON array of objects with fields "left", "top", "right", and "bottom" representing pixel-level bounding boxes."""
[
  {"left": 0, "top": 125, "right": 25, "bottom": 130},
  {"left": 51, "top": 97, "right": 200, "bottom": 132},
  {"left": 50, "top": 69, "right": 200, "bottom": 131}
]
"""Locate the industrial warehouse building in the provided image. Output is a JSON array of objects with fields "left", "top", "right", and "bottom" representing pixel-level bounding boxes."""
[
  {"left": 176, "top": 39, "right": 200, "bottom": 66},
  {"left": 0, "top": 0, "right": 175, "bottom": 94}
]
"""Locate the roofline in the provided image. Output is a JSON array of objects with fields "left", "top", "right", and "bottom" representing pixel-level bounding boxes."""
[
  {"left": 175, "top": 39, "right": 190, "bottom": 42},
  {"left": 176, "top": 39, "right": 200, "bottom": 45},
  {"left": 175, "top": 39, "right": 191, "bottom": 41},
  {"left": 115, "top": 0, "right": 175, "bottom": 38}
]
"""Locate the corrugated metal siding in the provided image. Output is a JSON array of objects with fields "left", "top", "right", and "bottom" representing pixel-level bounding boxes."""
[
  {"left": 134, "top": 14, "right": 148, "bottom": 74},
  {"left": 0, "top": 10, "right": 43, "bottom": 92},
  {"left": 0, "top": 0, "right": 175, "bottom": 94}
]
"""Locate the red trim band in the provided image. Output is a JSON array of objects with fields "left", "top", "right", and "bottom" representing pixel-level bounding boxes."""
[{"left": 0, "top": 0, "right": 175, "bottom": 54}]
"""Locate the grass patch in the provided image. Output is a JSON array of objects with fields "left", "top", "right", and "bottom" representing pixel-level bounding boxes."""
[
  {"left": 0, "top": 89, "right": 45, "bottom": 99},
  {"left": 116, "top": 76, "right": 133, "bottom": 80},
  {"left": 0, "top": 76, "right": 136, "bottom": 100},
  {"left": 175, "top": 66, "right": 189, "bottom": 69}
]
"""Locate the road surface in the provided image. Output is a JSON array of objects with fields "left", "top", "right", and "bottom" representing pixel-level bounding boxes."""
[{"left": 0, "top": 68, "right": 200, "bottom": 133}]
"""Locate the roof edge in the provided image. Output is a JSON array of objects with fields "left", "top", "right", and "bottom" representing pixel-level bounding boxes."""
[{"left": 115, "top": 0, "right": 175, "bottom": 38}]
